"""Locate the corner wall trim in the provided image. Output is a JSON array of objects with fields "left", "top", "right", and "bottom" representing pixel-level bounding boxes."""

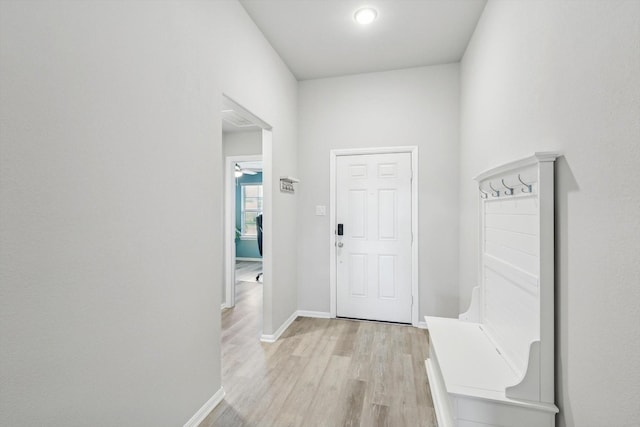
[
  {"left": 260, "top": 310, "right": 298, "bottom": 343},
  {"left": 297, "top": 310, "right": 331, "bottom": 319},
  {"left": 183, "top": 387, "right": 225, "bottom": 427}
]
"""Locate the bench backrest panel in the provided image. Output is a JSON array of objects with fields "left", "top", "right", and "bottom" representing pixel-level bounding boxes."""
[
  {"left": 482, "top": 191, "right": 540, "bottom": 376},
  {"left": 474, "top": 158, "right": 553, "bottom": 380}
]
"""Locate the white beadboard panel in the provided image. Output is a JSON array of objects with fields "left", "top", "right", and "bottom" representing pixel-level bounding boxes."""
[
  {"left": 485, "top": 241, "right": 538, "bottom": 276},
  {"left": 378, "top": 189, "right": 398, "bottom": 240},
  {"left": 484, "top": 255, "right": 539, "bottom": 294},
  {"left": 485, "top": 228, "right": 538, "bottom": 257},
  {"left": 484, "top": 195, "right": 538, "bottom": 215},
  {"left": 484, "top": 212, "right": 538, "bottom": 236},
  {"left": 483, "top": 265, "right": 540, "bottom": 376},
  {"left": 348, "top": 190, "right": 367, "bottom": 239}
]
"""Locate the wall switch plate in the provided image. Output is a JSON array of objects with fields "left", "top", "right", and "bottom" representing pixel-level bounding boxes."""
[{"left": 315, "top": 205, "right": 326, "bottom": 216}]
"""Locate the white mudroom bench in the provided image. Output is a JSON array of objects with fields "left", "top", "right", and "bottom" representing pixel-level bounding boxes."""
[{"left": 425, "top": 153, "right": 560, "bottom": 427}]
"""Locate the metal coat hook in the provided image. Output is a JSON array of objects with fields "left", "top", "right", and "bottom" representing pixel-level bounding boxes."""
[
  {"left": 489, "top": 182, "right": 500, "bottom": 197},
  {"left": 517, "top": 174, "right": 532, "bottom": 193},
  {"left": 479, "top": 188, "right": 488, "bottom": 199},
  {"left": 502, "top": 178, "right": 514, "bottom": 196}
]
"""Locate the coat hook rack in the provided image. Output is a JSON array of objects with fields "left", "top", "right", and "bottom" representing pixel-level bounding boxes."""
[
  {"left": 502, "top": 179, "right": 514, "bottom": 196},
  {"left": 518, "top": 174, "right": 532, "bottom": 193},
  {"left": 489, "top": 182, "right": 500, "bottom": 197},
  {"left": 279, "top": 176, "right": 299, "bottom": 194}
]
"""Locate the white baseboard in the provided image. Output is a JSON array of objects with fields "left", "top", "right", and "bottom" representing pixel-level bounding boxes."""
[
  {"left": 183, "top": 386, "right": 225, "bottom": 427},
  {"left": 260, "top": 310, "right": 298, "bottom": 343},
  {"left": 257, "top": 310, "right": 426, "bottom": 343},
  {"left": 416, "top": 321, "right": 429, "bottom": 329},
  {"left": 221, "top": 303, "right": 230, "bottom": 311},
  {"left": 297, "top": 310, "right": 331, "bottom": 319},
  {"left": 236, "top": 257, "right": 262, "bottom": 262}
]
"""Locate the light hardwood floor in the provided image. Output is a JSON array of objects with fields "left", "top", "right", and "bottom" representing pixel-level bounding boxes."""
[
  {"left": 235, "top": 260, "right": 262, "bottom": 282},
  {"left": 204, "top": 280, "right": 436, "bottom": 427}
]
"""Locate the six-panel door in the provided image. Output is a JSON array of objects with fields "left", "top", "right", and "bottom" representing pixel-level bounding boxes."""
[{"left": 336, "top": 153, "right": 412, "bottom": 323}]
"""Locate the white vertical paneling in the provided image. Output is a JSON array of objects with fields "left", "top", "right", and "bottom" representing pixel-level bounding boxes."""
[
  {"left": 485, "top": 242, "right": 538, "bottom": 276},
  {"left": 483, "top": 195, "right": 541, "bottom": 375},
  {"left": 484, "top": 213, "right": 538, "bottom": 236},
  {"left": 349, "top": 254, "right": 367, "bottom": 297},
  {"left": 379, "top": 255, "right": 396, "bottom": 298},
  {"left": 378, "top": 189, "right": 397, "bottom": 240},
  {"left": 484, "top": 196, "right": 538, "bottom": 215},
  {"left": 485, "top": 228, "right": 538, "bottom": 257},
  {"left": 483, "top": 264, "right": 540, "bottom": 375}
]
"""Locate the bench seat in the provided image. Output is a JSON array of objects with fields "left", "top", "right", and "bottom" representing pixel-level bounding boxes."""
[
  {"left": 425, "top": 316, "right": 558, "bottom": 427},
  {"left": 427, "top": 316, "right": 518, "bottom": 400}
]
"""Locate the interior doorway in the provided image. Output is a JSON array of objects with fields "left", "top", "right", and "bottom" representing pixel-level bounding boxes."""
[
  {"left": 235, "top": 159, "right": 264, "bottom": 283},
  {"left": 225, "top": 156, "right": 263, "bottom": 307},
  {"left": 221, "top": 95, "right": 272, "bottom": 324}
]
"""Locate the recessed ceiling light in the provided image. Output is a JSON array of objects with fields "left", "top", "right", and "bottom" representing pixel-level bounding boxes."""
[{"left": 354, "top": 7, "right": 378, "bottom": 25}]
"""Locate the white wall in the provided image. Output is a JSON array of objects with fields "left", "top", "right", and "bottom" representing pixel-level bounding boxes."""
[
  {"left": 297, "top": 64, "right": 460, "bottom": 319},
  {"left": 460, "top": 1, "right": 640, "bottom": 426},
  {"left": 223, "top": 130, "right": 262, "bottom": 157},
  {"left": 0, "top": 1, "right": 297, "bottom": 426}
]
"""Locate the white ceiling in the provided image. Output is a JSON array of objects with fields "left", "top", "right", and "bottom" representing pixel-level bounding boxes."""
[
  {"left": 239, "top": 0, "right": 487, "bottom": 80},
  {"left": 222, "top": 120, "right": 261, "bottom": 133}
]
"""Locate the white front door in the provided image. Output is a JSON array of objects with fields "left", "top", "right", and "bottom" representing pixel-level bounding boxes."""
[{"left": 336, "top": 152, "right": 412, "bottom": 323}]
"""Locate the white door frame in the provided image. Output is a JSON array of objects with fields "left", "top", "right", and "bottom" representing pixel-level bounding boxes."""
[
  {"left": 329, "top": 146, "right": 419, "bottom": 326},
  {"left": 224, "top": 154, "right": 263, "bottom": 309},
  {"left": 222, "top": 94, "right": 272, "bottom": 316}
]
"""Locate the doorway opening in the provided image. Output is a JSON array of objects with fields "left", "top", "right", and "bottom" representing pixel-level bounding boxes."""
[
  {"left": 329, "top": 147, "right": 419, "bottom": 326},
  {"left": 221, "top": 95, "right": 272, "bottom": 328},
  {"left": 235, "top": 159, "right": 264, "bottom": 283},
  {"left": 226, "top": 156, "right": 263, "bottom": 308}
]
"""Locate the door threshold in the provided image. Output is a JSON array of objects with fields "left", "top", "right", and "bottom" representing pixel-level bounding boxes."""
[{"left": 336, "top": 316, "right": 411, "bottom": 326}]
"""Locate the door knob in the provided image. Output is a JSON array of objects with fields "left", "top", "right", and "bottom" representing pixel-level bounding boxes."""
[{"left": 337, "top": 242, "right": 344, "bottom": 248}]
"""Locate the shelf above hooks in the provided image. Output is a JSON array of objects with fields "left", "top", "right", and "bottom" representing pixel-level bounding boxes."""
[{"left": 280, "top": 176, "right": 299, "bottom": 194}]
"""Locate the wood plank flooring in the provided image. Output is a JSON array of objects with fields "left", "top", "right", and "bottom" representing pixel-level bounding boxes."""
[
  {"left": 203, "top": 281, "right": 436, "bottom": 427},
  {"left": 235, "top": 260, "right": 263, "bottom": 283}
]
